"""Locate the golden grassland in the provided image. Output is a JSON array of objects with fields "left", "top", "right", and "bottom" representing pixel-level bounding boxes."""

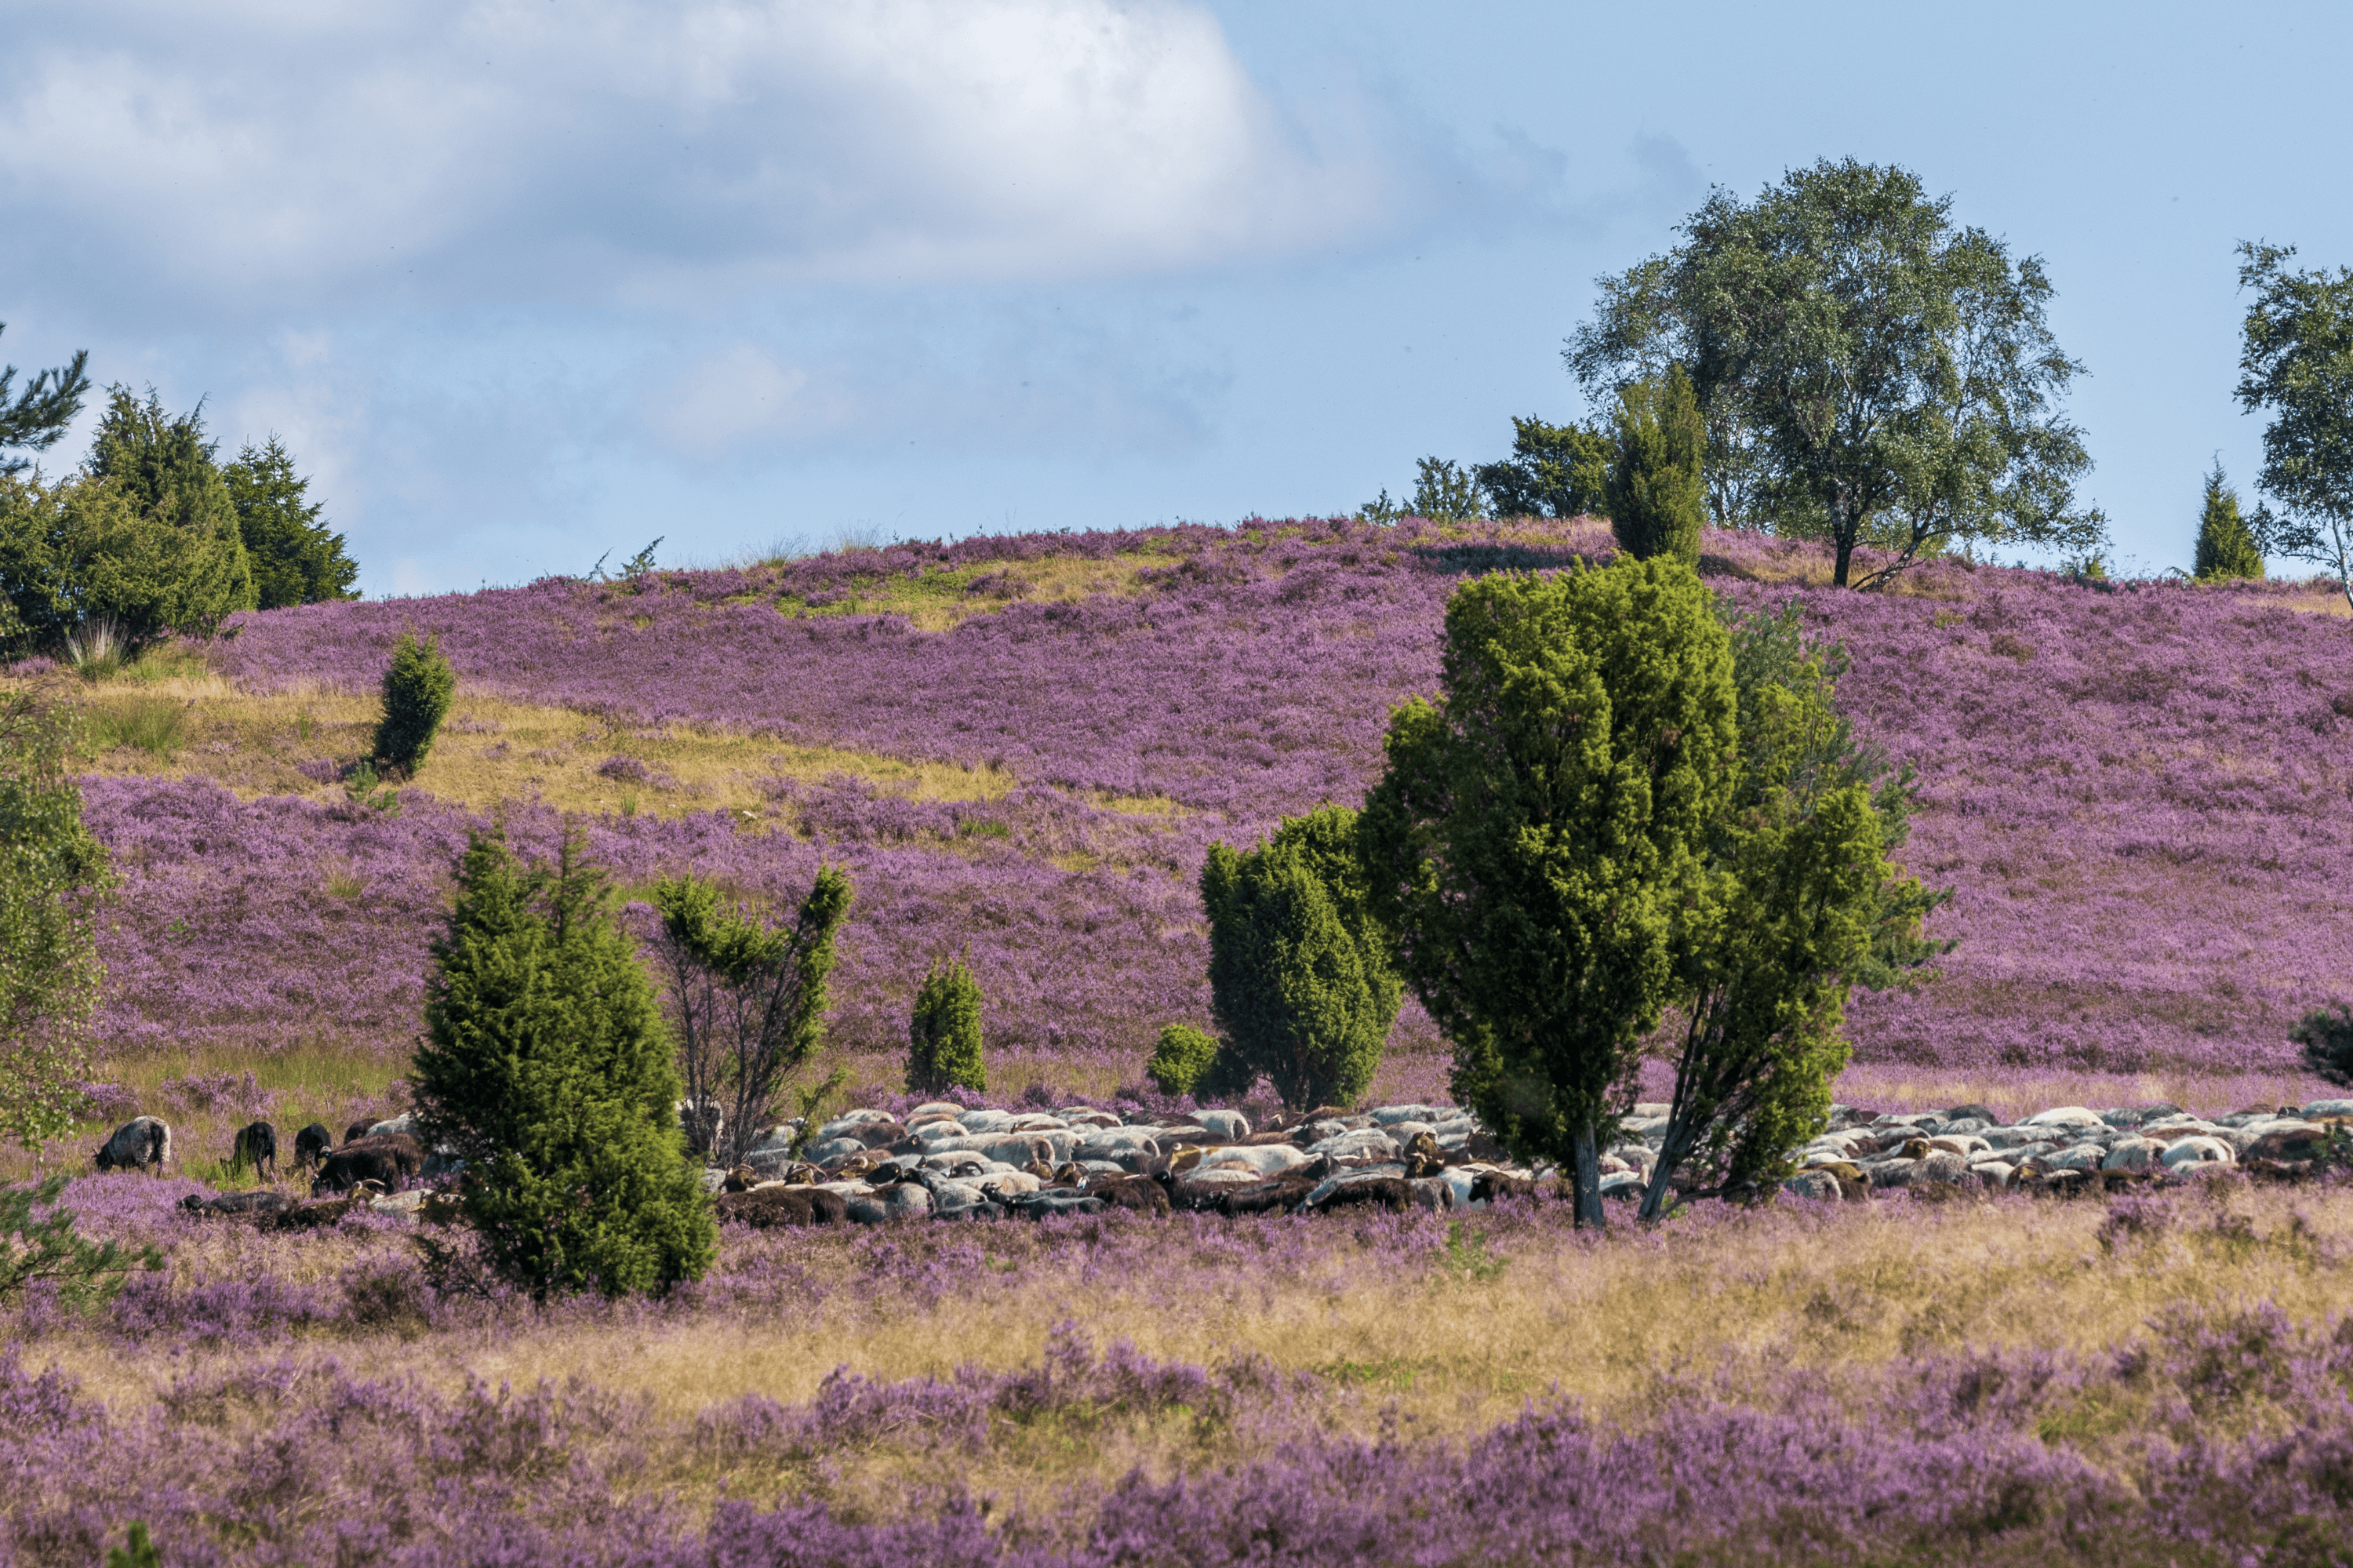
[{"left": 22, "top": 1183, "right": 2353, "bottom": 1518}]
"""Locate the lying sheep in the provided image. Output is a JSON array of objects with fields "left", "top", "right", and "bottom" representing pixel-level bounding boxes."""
[{"left": 715, "top": 1186, "right": 850, "bottom": 1228}]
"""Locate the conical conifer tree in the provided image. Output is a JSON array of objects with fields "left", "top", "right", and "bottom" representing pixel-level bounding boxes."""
[
  {"left": 907, "top": 951, "right": 986, "bottom": 1093},
  {"left": 413, "top": 825, "right": 714, "bottom": 1297},
  {"left": 2193, "top": 459, "right": 2264, "bottom": 580},
  {"left": 1606, "top": 364, "right": 1707, "bottom": 565}
]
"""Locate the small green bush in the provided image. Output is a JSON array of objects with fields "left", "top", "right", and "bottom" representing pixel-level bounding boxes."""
[
  {"left": 372, "top": 631, "right": 456, "bottom": 777},
  {"left": 106, "top": 1523, "right": 161, "bottom": 1568},
  {"left": 908, "top": 952, "right": 986, "bottom": 1094},
  {"left": 1201, "top": 804, "right": 1400, "bottom": 1111},
  {"left": 2293, "top": 1002, "right": 2353, "bottom": 1087},
  {"left": 2193, "top": 460, "right": 2264, "bottom": 581},
  {"left": 1606, "top": 363, "right": 1707, "bottom": 566},
  {"left": 1146, "top": 1024, "right": 1220, "bottom": 1096}
]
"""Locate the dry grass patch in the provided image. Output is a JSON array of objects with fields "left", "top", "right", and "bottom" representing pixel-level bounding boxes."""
[{"left": 20, "top": 669, "right": 1027, "bottom": 818}]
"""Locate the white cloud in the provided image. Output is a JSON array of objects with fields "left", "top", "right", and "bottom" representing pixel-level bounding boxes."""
[{"left": 0, "top": 0, "right": 1398, "bottom": 317}]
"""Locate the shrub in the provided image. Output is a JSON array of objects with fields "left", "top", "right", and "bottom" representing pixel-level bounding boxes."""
[
  {"left": 413, "top": 826, "right": 715, "bottom": 1298},
  {"left": 0, "top": 693, "right": 114, "bottom": 1150},
  {"left": 908, "top": 951, "right": 986, "bottom": 1095},
  {"left": 371, "top": 631, "right": 456, "bottom": 776},
  {"left": 1146, "top": 1024, "right": 1219, "bottom": 1097},
  {"left": 651, "top": 866, "right": 853, "bottom": 1166},
  {"left": 1606, "top": 364, "right": 1707, "bottom": 565},
  {"left": 105, "top": 1523, "right": 160, "bottom": 1568},
  {"left": 1200, "top": 804, "right": 1399, "bottom": 1111},
  {"left": 1475, "top": 415, "right": 1613, "bottom": 520},
  {"left": 2292, "top": 1002, "right": 2353, "bottom": 1087},
  {"left": 2194, "top": 460, "right": 2264, "bottom": 581}
]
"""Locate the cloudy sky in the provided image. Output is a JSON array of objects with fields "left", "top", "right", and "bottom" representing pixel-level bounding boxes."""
[{"left": 4, "top": 0, "right": 2348, "bottom": 594}]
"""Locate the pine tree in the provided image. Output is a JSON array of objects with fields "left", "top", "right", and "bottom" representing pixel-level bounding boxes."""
[
  {"left": 907, "top": 952, "right": 985, "bottom": 1093},
  {"left": 373, "top": 631, "right": 456, "bottom": 776},
  {"left": 224, "top": 438, "right": 361, "bottom": 607},
  {"left": 413, "top": 827, "right": 715, "bottom": 1298},
  {"left": 1606, "top": 364, "right": 1707, "bottom": 565},
  {"left": 2192, "top": 459, "right": 2264, "bottom": 581},
  {"left": 83, "top": 387, "right": 253, "bottom": 634},
  {"left": 1200, "top": 804, "right": 1399, "bottom": 1111}
]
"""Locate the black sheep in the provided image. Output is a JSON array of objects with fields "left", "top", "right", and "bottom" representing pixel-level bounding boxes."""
[
  {"left": 291, "top": 1123, "right": 333, "bottom": 1174},
  {"left": 311, "top": 1133, "right": 424, "bottom": 1195},
  {"left": 232, "top": 1120, "right": 278, "bottom": 1181}
]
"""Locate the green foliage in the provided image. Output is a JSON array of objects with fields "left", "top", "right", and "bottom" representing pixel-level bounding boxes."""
[
  {"left": 1571, "top": 159, "right": 2105, "bottom": 587},
  {"left": 1606, "top": 365, "right": 1707, "bottom": 565},
  {"left": 2235, "top": 242, "right": 2353, "bottom": 614},
  {"left": 1409, "top": 457, "right": 1488, "bottom": 522},
  {"left": 1639, "top": 606, "right": 1944, "bottom": 1218},
  {"left": 342, "top": 759, "right": 402, "bottom": 816},
  {"left": 1718, "top": 603, "right": 1952, "bottom": 991},
  {"left": 1359, "top": 558, "right": 1738, "bottom": 1224},
  {"left": 413, "top": 827, "right": 715, "bottom": 1298},
  {"left": 224, "top": 437, "right": 360, "bottom": 608},
  {"left": 371, "top": 631, "right": 456, "bottom": 776},
  {"left": 1201, "top": 805, "right": 1401, "bottom": 1112},
  {"left": 1357, "top": 488, "right": 1404, "bottom": 526},
  {"left": 651, "top": 865, "right": 854, "bottom": 1165},
  {"left": 1146, "top": 1023, "right": 1220, "bottom": 1097},
  {"left": 105, "top": 1523, "right": 162, "bottom": 1568},
  {"left": 87, "top": 694, "right": 188, "bottom": 758},
  {"left": 0, "top": 1175, "right": 163, "bottom": 1308},
  {"left": 0, "top": 693, "right": 113, "bottom": 1150},
  {"left": 83, "top": 387, "right": 254, "bottom": 633},
  {"left": 1475, "top": 416, "right": 1613, "bottom": 520},
  {"left": 2194, "top": 460, "right": 2264, "bottom": 581},
  {"left": 0, "top": 470, "right": 246, "bottom": 653},
  {"left": 2292, "top": 1002, "right": 2353, "bottom": 1088},
  {"left": 0, "top": 326, "right": 89, "bottom": 476},
  {"left": 908, "top": 951, "right": 987, "bottom": 1094}
]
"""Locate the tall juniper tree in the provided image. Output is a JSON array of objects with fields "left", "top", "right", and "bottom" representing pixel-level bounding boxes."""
[
  {"left": 1360, "top": 558, "right": 1738, "bottom": 1224},
  {"left": 414, "top": 826, "right": 715, "bottom": 1298}
]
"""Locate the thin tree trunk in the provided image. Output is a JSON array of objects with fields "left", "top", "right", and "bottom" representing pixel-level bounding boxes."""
[{"left": 1573, "top": 1121, "right": 1606, "bottom": 1230}]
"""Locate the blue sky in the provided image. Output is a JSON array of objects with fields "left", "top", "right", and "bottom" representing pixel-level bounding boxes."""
[{"left": 4, "top": 0, "right": 2348, "bottom": 595}]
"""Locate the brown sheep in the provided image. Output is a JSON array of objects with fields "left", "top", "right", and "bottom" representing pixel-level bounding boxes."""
[
  {"left": 311, "top": 1133, "right": 424, "bottom": 1195},
  {"left": 1213, "top": 1170, "right": 1322, "bottom": 1216},
  {"left": 1088, "top": 1173, "right": 1170, "bottom": 1216},
  {"left": 1312, "top": 1177, "right": 1413, "bottom": 1213},
  {"left": 716, "top": 1186, "right": 850, "bottom": 1227}
]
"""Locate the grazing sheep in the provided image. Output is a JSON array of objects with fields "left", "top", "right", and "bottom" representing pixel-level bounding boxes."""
[
  {"left": 231, "top": 1120, "right": 278, "bottom": 1181},
  {"left": 311, "top": 1133, "right": 424, "bottom": 1195},
  {"left": 94, "top": 1116, "right": 171, "bottom": 1173},
  {"left": 291, "top": 1123, "right": 333, "bottom": 1173},
  {"left": 344, "top": 1121, "right": 374, "bottom": 1145}
]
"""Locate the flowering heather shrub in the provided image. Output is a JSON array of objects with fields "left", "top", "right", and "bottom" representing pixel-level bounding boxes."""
[{"left": 44, "top": 517, "right": 2353, "bottom": 1108}]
